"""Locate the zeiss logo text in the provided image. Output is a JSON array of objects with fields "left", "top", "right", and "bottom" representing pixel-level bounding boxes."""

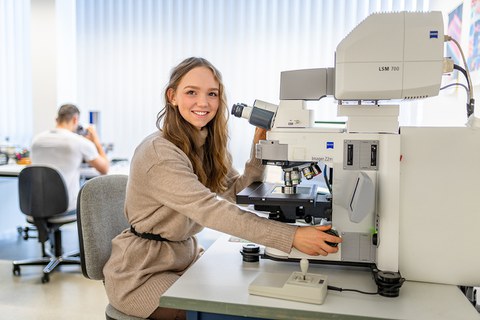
[{"left": 430, "top": 30, "right": 438, "bottom": 39}]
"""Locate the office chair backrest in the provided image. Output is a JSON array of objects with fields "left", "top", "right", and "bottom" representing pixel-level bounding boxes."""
[
  {"left": 76, "top": 174, "right": 129, "bottom": 280},
  {"left": 18, "top": 165, "right": 68, "bottom": 218}
]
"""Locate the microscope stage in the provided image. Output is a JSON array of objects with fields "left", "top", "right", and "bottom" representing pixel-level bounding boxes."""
[
  {"left": 236, "top": 182, "right": 332, "bottom": 222},
  {"left": 236, "top": 182, "right": 320, "bottom": 204}
]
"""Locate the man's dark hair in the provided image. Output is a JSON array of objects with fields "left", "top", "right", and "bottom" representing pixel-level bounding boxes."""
[{"left": 56, "top": 104, "right": 80, "bottom": 123}]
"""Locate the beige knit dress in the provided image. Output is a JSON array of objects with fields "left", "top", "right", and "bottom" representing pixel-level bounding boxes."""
[{"left": 103, "top": 129, "right": 297, "bottom": 318}]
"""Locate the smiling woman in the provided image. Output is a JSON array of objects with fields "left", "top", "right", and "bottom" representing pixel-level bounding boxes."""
[
  {"left": 101, "top": 57, "right": 342, "bottom": 319},
  {"left": 167, "top": 67, "right": 220, "bottom": 130},
  {"left": 159, "top": 57, "right": 230, "bottom": 192}
]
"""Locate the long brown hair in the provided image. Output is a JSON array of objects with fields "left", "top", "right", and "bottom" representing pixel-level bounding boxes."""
[{"left": 156, "top": 57, "right": 230, "bottom": 193}]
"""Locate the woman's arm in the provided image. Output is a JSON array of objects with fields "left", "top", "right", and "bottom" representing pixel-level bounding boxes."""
[
  {"left": 220, "top": 127, "right": 268, "bottom": 202},
  {"left": 253, "top": 127, "right": 267, "bottom": 144}
]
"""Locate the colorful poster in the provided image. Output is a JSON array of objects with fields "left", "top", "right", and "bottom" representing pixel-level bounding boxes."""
[
  {"left": 448, "top": 3, "right": 463, "bottom": 65},
  {"left": 468, "top": 0, "right": 480, "bottom": 71}
]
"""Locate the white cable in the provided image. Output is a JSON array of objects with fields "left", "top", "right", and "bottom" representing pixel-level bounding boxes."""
[{"left": 445, "top": 35, "right": 474, "bottom": 101}]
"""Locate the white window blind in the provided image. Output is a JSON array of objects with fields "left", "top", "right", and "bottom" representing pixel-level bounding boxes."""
[
  {"left": 0, "top": 0, "right": 32, "bottom": 149},
  {"left": 69, "top": 0, "right": 430, "bottom": 168},
  {"left": 2, "top": 0, "right": 432, "bottom": 168}
]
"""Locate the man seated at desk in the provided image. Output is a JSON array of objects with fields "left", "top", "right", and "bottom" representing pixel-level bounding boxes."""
[{"left": 31, "top": 104, "right": 109, "bottom": 212}]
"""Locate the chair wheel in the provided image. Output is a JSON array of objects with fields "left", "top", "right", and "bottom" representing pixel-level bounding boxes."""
[
  {"left": 13, "top": 265, "right": 20, "bottom": 276},
  {"left": 41, "top": 273, "right": 50, "bottom": 283}
]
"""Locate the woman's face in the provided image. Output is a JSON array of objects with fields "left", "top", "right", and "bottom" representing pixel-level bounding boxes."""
[{"left": 168, "top": 66, "right": 220, "bottom": 130}]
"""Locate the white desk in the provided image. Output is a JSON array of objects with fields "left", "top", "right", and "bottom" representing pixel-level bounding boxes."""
[
  {"left": 160, "top": 235, "right": 480, "bottom": 320},
  {"left": 0, "top": 161, "right": 129, "bottom": 178},
  {"left": 79, "top": 160, "right": 130, "bottom": 179},
  {"left": 0, "top": 164, "right": 27, "bottom": 177}
]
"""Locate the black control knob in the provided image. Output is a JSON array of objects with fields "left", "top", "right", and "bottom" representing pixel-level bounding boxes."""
[
  {"left": 324, "top": 229, "right": 339, "bottom": 247},
  {"left": 240, "top": 243, "right": 260, "bottom": 263},
  {"left": 372, "top": 233, "right": 378, "bottom": 246}
]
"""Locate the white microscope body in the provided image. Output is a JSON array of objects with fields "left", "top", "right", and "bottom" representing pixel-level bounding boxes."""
[{"left": 238, "top": 11, "right": 480, "bottom": 286}]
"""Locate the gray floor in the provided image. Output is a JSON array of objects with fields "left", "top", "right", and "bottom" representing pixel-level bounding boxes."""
[
  {"left": 0, "top": 176, "right": 222, "bottom": 320},
  {"left": 0, "top": 177, "right": 107, "bottom": 320},
  {"left": 0, "top": 259, "right": 108, "bottom": 320}
]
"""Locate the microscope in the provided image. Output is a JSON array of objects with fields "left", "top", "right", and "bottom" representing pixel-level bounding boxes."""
[{"left": 234, "top": 11, "right": 480, "bottom": 288}]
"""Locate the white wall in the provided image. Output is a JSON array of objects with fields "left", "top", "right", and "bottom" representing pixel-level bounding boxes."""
[
  {"left": 56, "top": 0, "right": 77, "bottom": 105},
  {"left": 0, "top": 0, "right": 32, "bottom": 148},
  {"left": 31, "top": 0, "right": 57, "bottom": 135}
]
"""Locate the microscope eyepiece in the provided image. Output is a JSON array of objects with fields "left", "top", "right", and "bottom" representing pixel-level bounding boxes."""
[
  {"left": 231, "top": 100, "right": 278, "bottom": 130},
  {"left": 231, "top": 103, "right": 247, "bottom": 118}
]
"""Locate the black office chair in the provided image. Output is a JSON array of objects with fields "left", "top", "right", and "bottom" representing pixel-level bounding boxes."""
[
  {"left": 12, "top": 165, "right": 81, "bottom": 283},
  {"left": 77, "top": 174, "right": 146, "bottom": 320}
]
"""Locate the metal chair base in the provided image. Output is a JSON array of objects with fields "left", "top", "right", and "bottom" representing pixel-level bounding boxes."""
[{"left": 12, "top": 242, "right": 81, "bottom": 283}]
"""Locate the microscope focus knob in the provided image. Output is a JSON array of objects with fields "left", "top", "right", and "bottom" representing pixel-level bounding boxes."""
[{"left": 324, "top": 229, "right": 339, "bottom": 247}]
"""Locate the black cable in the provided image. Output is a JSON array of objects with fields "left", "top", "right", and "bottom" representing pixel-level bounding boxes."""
[
  {"left": 453, "top": 64, "right": 470, "bottom": 91},
  {"left": 447, "top": 36, "right": 474, "bottom": 96},
  {"left": 328, "top": 267, "right": 406, "bottom": 297},
  {"left": 440, "top": 82, "right": 469, "bottom": 93},
  {"left": 328, "top": 283, "right": 406, "bottom": 296},
  {"left": 453, "top": 64, "right": 476, "bottom": 118},
  {"left": 446, "top": 36, "right": 475, "bottom": 117},
  {"left": 328, "top": 285, "right": 378, "bottom": 295},
  {"left": 323, "top": 164, "right": 332, "bottom": 194}
]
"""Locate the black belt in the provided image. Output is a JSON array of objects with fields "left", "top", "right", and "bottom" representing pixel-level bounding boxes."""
[{"left": 130, "top": 225, "right": 170, "bottom": 242}]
